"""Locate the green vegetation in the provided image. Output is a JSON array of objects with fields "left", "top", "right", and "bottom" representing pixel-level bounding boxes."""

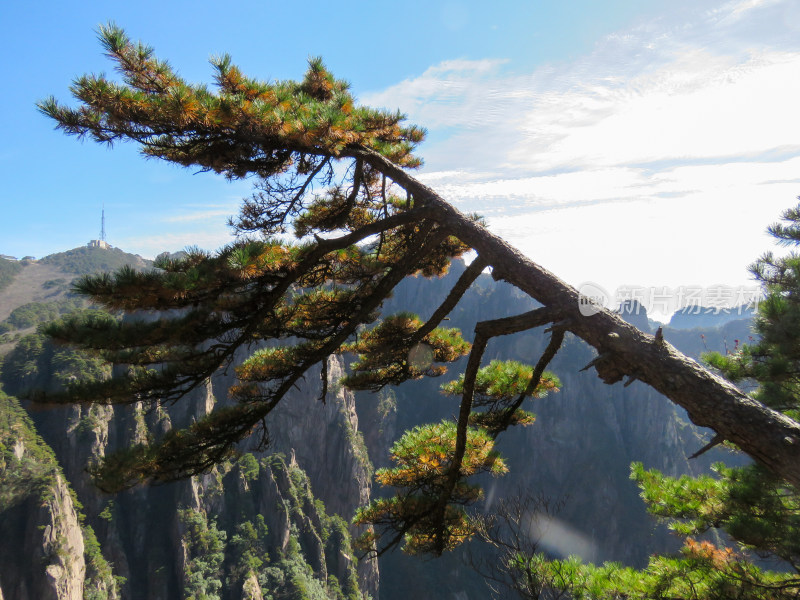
[
  {"left": 0, "top": 257, "right": 22, "bottom": 293},
  {"left": 0, "top": 310, "right": 112, "bottom": 397},
  {"left": 267, "top": 454, "right": 364, "bottom": 599},
  {"left": 237, "top": 453, "right": 260, "bottom": 482},
  {"left": 179, "top": 507, "right": 227, "bottom": 599},
  {"left": 354, "top": 420, "right": 508, "bottom": 555},
  {"left": 173, "top": 454, "right": 366, "bottom": 599},
  {"left": 82, "top": 523, "right": 123, "bottom": 600},
  {"left": 228, "top": 516, "right": 270, "bottom": 583},
  {"left": 0, "top": 390, "right": 121, "bottom": 597},
  {"left": 42, "top": 278, "right": 69, "bottom": 291},
  {"left": 98, "top": 500, "right": 114, "bottom": 522},
  {"left": 0, "top": 390, "right": 60, "bottom": 509},
  {"left": 4, "top": 297, "right": 86, "bottom": 331}
]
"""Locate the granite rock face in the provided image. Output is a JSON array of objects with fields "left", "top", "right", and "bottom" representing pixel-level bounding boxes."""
[
  {"left": 1, "top": 352, "right": 375, "bottom": 599},
  {"left": 0, "top": 473, "right": 86, "bottom": 600},
  {"left": 0, "top": 398, "right": 111, "bottom": 600},
  {"left": 366, "top": 262, "right": 732, "bottom": 599}
]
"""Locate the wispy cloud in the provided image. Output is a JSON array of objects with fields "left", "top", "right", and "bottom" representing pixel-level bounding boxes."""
[
  {"left": 508, "top": 51, "right": 800, "bottom": 171},
  {"left": 165, "top": 209, "right": 236, "bottom": 223},
  {"left": 161, "top": 197, "right": 242, "bottom": 224},
  {"left": 363, "top": 0, "right": 800, "bottom": 311},
  {"left": 364, "top": 8, "right": 800, "bottom": 176},
  {"left": 714, "top": 0, "right": 785, "bottom": 23},
  {"left": 363, "top": 58, "right": 513, "bottom": 132}
]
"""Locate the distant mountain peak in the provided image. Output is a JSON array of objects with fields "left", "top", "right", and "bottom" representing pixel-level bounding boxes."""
[
  {"left": 668, "top": 304, "right": 755, "bottom": 330},
  {"left": 617, "top": 299, "right": 651, "bottom": 334}
]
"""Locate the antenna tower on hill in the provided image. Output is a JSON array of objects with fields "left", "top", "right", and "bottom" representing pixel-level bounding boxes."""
[{"left": 87, "top": 204, "right": 110, "bottom": 249}]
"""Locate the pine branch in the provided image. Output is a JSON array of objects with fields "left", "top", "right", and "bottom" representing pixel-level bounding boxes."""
[{"left": 414, "top": 256, "right": 488, "bottom": 341}]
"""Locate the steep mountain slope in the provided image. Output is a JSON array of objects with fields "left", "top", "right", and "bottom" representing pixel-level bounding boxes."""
[
  {"left": 0, "top": 247, "right": 152, "bottom": 357},
  {"left": 0, "top": 247, "right": 376, "bottom": 599},
  {"left": 0, "top": 248, "right": 753, "bottom": 599},
  {"left": 0, "top": 391, "right": 118, "bottom": 600},
  {"left": 1, "top": 340, "right": 376, "bottom": 599},
  {"left": 0, "top": 262, "right": 74, "bottom": 323},
  {"left": 0, "top": 257, "right": 23, "bottom": 295},
  {"left": 362, "top": 261, "right": 747, "bottom": 599},
  {"left": 0, "top": 247, "right": 150, "bottom": 321}
]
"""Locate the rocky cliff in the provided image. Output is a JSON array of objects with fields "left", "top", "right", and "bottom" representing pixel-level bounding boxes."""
[
  {"left": 361, "top": 261, "right": 740, "bottom": 599},
  {"left": 2, "top": 350, "right": 376, "bottom": 600},
  {"left": 0, "top": 393, "right": 117, "bottom": 600},
  {"left": 0, "top": 246, "right": 378, "bottom": 599}
]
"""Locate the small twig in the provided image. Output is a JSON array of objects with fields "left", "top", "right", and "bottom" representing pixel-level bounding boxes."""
[
  {"left": 689, "top": 433, "right": 725, "bottom": 460},
  {"left": 579, "top": 353, "right": 611, "bottom": 372}
]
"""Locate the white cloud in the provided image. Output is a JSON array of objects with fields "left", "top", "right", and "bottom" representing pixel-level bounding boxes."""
[
  {"left": 716, "top": 0, "right": 785, "bottom": 22},
  {"left": 361, "top": 0, "right": 800, "bottom": 175},
  {"left": 362, "top": 58, "right": 512, "bottom": 131},
  {"left": 165, "top": 209, "right": 235, "bottom": 223},
  {"left": 510, "top": 51, "right": 800, "bottom": 171},
  {"left": 364, "top": 0, "right": 800, "bottom": 315}
]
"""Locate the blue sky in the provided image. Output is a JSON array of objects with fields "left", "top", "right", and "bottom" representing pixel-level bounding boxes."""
[{"left": 2, "top": 0, "right": 800, "bottom": 318}]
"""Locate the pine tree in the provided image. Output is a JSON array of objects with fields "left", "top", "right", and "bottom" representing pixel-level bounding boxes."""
[{"left": 35, "top": 25, "right": 800, "bottom": 556}]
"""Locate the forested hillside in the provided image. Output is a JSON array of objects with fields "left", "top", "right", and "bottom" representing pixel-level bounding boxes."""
[
  {"left": 0, "top": 258, "right": 22, "bottom": 294},
  {"left": 0, "top": 247, "right": 150, "bottom": 345},
  {"left": 38, "top": 247, "right": 150, "bottom": 276}
]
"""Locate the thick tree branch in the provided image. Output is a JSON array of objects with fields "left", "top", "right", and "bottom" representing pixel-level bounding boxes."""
[{"left": 351, "top": 144, "right": 800, "bottom": 490}]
